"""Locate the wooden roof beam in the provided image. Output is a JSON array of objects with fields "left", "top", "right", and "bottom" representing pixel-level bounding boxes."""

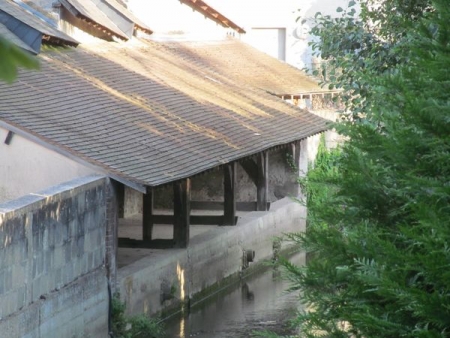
[{"left": 179, "top": 0, "right": 246, "bottom": 34}]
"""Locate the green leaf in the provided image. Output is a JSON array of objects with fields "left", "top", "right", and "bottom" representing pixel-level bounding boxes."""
[{"left": 0, "top": 36, "right": 39, "bottom": 83}]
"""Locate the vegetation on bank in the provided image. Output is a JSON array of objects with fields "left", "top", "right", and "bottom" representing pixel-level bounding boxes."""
[
  {"left": 111, "top": 296, "right": 165, "bottom": 338},
  {"left": 263, "top": 0, "right": 450, "bottom": 336}
]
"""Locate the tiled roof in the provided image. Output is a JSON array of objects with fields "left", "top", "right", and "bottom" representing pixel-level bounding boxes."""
[
  {"left": 0, "top": 0, "right": 79, "bottom": 47},
  {"left": 0, "top": 39, "right": 328, "bottom": 187},
  {"left": 162, "top": 39, "right": 324, "bottom": 96}
]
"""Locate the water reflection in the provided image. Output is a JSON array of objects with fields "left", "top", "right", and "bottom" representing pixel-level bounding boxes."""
[{"left": 165, "top": 251, "right": 306, "bottom": 338}]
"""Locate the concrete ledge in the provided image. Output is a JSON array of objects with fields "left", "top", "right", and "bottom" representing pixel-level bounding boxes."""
[
  {"left": 0, "top": 268, "right": 108, "bottom": 338},
  {"left": 0, "top": 175, "right": 105, "bottom": 214},
  {"left": 117, "top": 197, "right": 306, "bottom": 317}
]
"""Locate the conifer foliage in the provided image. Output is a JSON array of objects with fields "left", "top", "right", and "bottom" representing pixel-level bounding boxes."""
[{"left": 284, "top": 0, "right": 450, "bottom": 336}]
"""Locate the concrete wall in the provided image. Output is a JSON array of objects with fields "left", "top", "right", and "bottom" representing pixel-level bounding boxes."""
[
  {"left": 0, "top": 176, "right": 109, "bottom": 338},
  {"left": 118, "top": 197, "right": 306, "bottom": 316},
  {"left": 0, "top": 127, "right": 98, "bottom": 203}
]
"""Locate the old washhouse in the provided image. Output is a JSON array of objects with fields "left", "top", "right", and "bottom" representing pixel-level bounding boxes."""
[{"left": 0, "top": 0, "right": 334, "bottom": 335}]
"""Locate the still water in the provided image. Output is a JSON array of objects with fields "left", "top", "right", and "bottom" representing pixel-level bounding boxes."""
[{"left": 164, "top": 252, "right": 306, "bottom": 338}]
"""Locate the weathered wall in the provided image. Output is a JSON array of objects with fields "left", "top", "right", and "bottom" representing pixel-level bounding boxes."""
[
  {"left": 0, "top": 176, "right": 109, "bottom": 338},
  {"left": 118, "top": 197, "right": 306, "bottom": 317},
  {"left": 0, "top": 127, "right": 99, "bottom": 203}
]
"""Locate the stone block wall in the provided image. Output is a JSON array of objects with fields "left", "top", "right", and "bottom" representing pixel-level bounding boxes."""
[
  {"left": 118, "top": 197, "right": 307, "bottom": 317},
  {"left": 0, "top": 176, "right": 109, "bottom": 338}
]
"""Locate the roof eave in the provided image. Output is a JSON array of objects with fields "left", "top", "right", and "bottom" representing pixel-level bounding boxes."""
[
  {"left": 0, "top": 120, "right": 146, "bottom": 193},
  {"left": 179, "top": 0, "right": 246, "bottom": 34},
  {"left": 59, "top": 0, "right": 129, "bottom": 41}
]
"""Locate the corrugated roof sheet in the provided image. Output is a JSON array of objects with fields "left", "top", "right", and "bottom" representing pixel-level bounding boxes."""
[
  {"left": 0, "top": 0, "right": 79, "bottom": 46},
  {"left": 0, "top": 38, "right": 328, "bottom": 187}
]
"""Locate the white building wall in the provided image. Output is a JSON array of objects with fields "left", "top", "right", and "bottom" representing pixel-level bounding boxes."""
[
  {"left": 206, "top": 0, "right": 350, "bottom": 70},
  {"left": 124, "top": 0, "right": 238, "bottom": 40},
  {"left": 27, "top": 0, "right": 348, "bottom": 69},
  {"left": 0, "top": 127, "right": 99, "bottom": 202}
]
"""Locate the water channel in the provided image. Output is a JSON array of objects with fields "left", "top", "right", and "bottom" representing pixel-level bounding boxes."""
[{"left": 164, "top": 251, "right": 306, "bottom": 338}]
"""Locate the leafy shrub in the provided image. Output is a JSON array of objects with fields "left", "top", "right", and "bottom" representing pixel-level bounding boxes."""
[
  {"left": 111, "top": 296, "right": 165, "bottom": 338},
  {"left": 271, "top": 0, "right": 450, "bottom": 337}
]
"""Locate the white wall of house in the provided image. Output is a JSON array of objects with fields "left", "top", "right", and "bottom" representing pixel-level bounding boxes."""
[
  {"left": 125, "top": 0, "right": 350, "bottom": 70},
  {"left": 124, "top": 0, "right": 238, "bottom": 40},
  {"left": 27, "top": 0, "right": 348, "bottom": 69},
  {"left": 0, "top": 127, "right": 99, "bottom": 203},
  {"left": 206, "top": 0, "right": 350, "bottom": 70}
]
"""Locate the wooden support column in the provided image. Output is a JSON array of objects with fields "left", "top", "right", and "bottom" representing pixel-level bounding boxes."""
[
  {"left": 257, "top": 152, "right": 269, "bottom": 211},
  {"left": 288, "top": 141, "right": 302, "bottom": 197},
  {"left": 142, "top": 188, "right": 154, "bottom": 241},
  {"left": 173, "top": 179, "right": 191, "bottom": 248},
  {"left": 117, "top": 183, "right": 125, "bottom": 219},
  {"left": 223, "top": 162, "right": 237, "bottom": 225},
  {"left": 290, "top": 140, "right": 301, "bottom": 173}
]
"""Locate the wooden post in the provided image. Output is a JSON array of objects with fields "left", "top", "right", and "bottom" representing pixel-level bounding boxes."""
[
  {"left": 290, "top": 140, "right": 301, "bottom": 173},
  {"left": 173, "top": 179, "right": 191, "bottom": 248},
  {"left": 257, "top": 152, "right": 269, "bottom": 211},
  {"left": 117, "top": 183, "right": 125, "bottom": 219},
  {"left": 142, "top": 188, "right": 154, "bottom": 241},
  {"left": 288, "top": 141, "right": 302, "bottom": 197},
  {"left": 223, "top": 162, "right": 237, "bottom": 225}
]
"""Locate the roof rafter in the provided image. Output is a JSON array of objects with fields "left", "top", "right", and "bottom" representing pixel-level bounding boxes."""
[{"left": 179, "top": 0, "right": 246, "bottom": 34}]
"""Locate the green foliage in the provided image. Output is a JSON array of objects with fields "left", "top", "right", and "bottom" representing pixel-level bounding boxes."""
[
  {"left": 298, "top": 135, "right": 342, "bottom": 225},
  {"left": 0, "top": 36, "right": 39, "bottom": 83},
  {"left": 310, "top": 0, "right": 431, "bottom": 118},
  {"left": 270, "top": 0, "right": 450, "bottom": 337},
  {"left": 111, "top": 296, "right": 165, "bottom": 338}
]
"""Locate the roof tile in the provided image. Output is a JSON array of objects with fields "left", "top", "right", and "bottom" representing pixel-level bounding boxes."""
[{"left": 0, "top": 39, "right": 328, "bottom": 187}]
